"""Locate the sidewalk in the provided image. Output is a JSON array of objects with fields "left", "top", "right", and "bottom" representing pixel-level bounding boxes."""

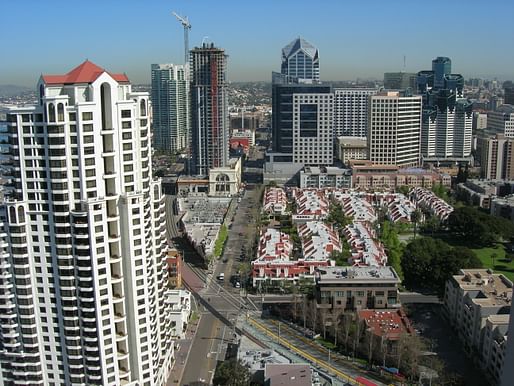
[{"left": 166, "top": 315, "right": 201, "bottom": 386}]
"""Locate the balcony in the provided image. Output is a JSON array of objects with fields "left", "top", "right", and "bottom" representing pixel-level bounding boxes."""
[
  {"left": 114, "top": 312, "right": 125, "bottom": 321},
  {"left": 113, "top": 293, "right": 124, "bottom": 303},
  {"left": 119, "top": 367, "right": 130, "bottom": 379},
  {"left": 111, "top": 274, "right": 123, "bottom": 284},
  {"left": 117, "top": 349, "right": 129, "bottom": 360},
  {"left": 102, "top": 148, "right": 116, "bottom": 157},
  {"left": 103, "top": 170, "right": 116, "bottom": 179},
  {"left": 109, "top": 234, "right": 120, "bottom": 242},
  {"left": 116, "top": 331, "right": 128, "bottom": 342}
]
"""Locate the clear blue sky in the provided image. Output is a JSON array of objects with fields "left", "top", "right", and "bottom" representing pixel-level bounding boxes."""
[{"left": 2, "top": 0, "right": 514, "bottom": 86}]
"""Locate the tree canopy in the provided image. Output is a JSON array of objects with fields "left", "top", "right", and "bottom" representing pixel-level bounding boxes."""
[
  {"left": 213, "top": 359, "right": 252, "bottom": 386},
  {"left": 401, "top": 237, "right": 482, "bottom": 295},
  {"left": 447, "top": 207, "right": 514, "bottom": 246},
  {"left": 326, "top": 201, "right": 350, "bottom": 230},
  {"left": 380, "top": 221, "right": 404, "bottom": 280}
]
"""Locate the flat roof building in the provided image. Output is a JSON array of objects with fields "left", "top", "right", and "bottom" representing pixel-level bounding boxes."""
[
  {"left": 315, "top": 266, "right": 401, "bottom": 311},
  {"left": 444, "top": 268, "right": 512, "bottom": 383}
]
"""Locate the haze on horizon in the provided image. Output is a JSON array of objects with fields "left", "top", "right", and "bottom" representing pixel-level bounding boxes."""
[{"left": 2, "top": 0, "right": 514, "bottom": 87}]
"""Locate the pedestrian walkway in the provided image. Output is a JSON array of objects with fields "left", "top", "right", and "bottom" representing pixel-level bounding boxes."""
[{"left": 166, "top": 315, "right": 201, "bottom": 385}]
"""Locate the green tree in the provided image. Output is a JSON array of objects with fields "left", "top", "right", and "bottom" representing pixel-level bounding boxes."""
[
  {"left": 432, "top": 183, "right": 450, "bottom": 202},
  {"left": 380, "top": 221, "right": 404, "bottom": 280},
  {"left": 411, "top": 209, "right": 422, "bottom": 239},
  {"left": 401, "top": 237, "right": 482, "bottom": 295},
  {"left": 448, "top": 207, "right": 514, "bottom": 246},
  {"left": 397, "top": 185, "right": 410, "bottom": 196},
  {"left": 213, "top": 359, "right": 252, "bottom": 386},
  {"left": 214, "top": 225, "right": 228, "bottom": 257},
  {"left": 421, "top": 215, "right": 441, "bottom": 235},
  {"left": 326, "top": 201, "right": 350, "bottom": 230}
]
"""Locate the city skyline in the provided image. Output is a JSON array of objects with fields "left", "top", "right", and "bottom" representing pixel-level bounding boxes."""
[{"left": 2, "top": 0, "right": 514, "bottom": 87}]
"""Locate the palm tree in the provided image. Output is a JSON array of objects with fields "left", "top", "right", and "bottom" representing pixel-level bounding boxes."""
[{"left": 411, "top": 209, "right": 422, "bottom": 239}]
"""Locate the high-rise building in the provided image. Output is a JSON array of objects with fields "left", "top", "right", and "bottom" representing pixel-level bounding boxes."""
[
  {"left": 271, "top": 83, "right": 332, "bottom": 158},
  {"left": 383, "top": 72, "right": 417, "bottom": 90},
  {"left": 503, "top": 81, "right": 514, "bottom": 105},
  {"left": 417, "top": 57, "right": 473, "bottom": 160},
  {"left": 487, "top": 104, "right": 514, "bottom": 137},
  {"left": 501, "top": 294, "right": 514, "bottom": 386},
  {"left": 292, "top": 92, "right": 334, "bottom": 165},
  {"left": 190, "top": 43, "right": 229, "bottom": 176},
  {"left": 368, "top": 91, "right": 422, "bottom": 167},
  {"left": 432, "top": 56, "right": 452, "bottom": 88},
  {"left": 0, "top": 61, "right": 174, "bottom": 385},
  {"left": 281, "top": 37, "right": 319, "bottom": 83},
  {"left": 479, "top": 134, "right": 514, "bottom": 179},
  {"left": 151, "top": 63, "right": 189, "bottom": 153},
  {"left": 333, "top": 88, "right": 376, "bottom": 137}
]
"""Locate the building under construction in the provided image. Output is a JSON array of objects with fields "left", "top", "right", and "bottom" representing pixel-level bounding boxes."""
[{"left": 190, "top": 43, "right": 229, "bottom": 176}]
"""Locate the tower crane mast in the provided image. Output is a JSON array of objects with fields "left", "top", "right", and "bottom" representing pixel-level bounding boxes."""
[{"left": 172, "top": 11, "right": 191, "bottom": 65}]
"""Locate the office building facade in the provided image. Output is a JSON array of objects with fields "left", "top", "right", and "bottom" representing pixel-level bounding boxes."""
[
  {"left": 292, "top": 92, "right": 334, "bottom": 165},
  {"left": 271, "top": 83, "right": 332, "bottom": 159},
  {"left": 417, "top": 57, "right": 473, "bottom": 160},
  {"left": 479, "top": 134, "right": 514, "bottom": 179},
  {"left": 383, "top": 72, "right": 417, "bottom": 90},
  {"left": 333, "top": 88, "right": 376, "bottom": 137},
  {"left": 151, "top": 63, "right": 189, "bottom": 153},
  {"left": 281, "top": 37, "right": 319, "bottom": 83},
  {"left": 190, "top": 43, "right": 229, "bottom": 176},
  {"left": 368, "top": 91, "right": 422, "bottom": 167},
  {"left": 487, "top": 105, "right": 514, "bottom": 138},
  {"left": 0, "top": 61, "right": 174, "bottom": 385},
  {"left": 504, "top": 82, "right": 514, "bottom": 105}
]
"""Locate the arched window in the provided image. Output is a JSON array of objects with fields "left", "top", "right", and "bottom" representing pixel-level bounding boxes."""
[
  {"left": 140, "top": 99, "right": 147, "bottom": 116},
  {"left": 48, "top": 103, "right": 56, "bottom": 122},
  {"left": 215, "top": 174, "right": 230, "bottom": 192},
  {"left": 9, "top": 207, "right": 16, "bottom": 223},
  {"left": 57, "top": 103, "right": 64, "bottom": 122},
  {"left": 17, "top": 206, "right": 25, "bottom": 223}
]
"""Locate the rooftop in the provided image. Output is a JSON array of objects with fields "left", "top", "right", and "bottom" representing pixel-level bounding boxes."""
[
  {"left": 453, "top": 269, "right": 513, "bottom": 307},
  {"left": 315, "top": 265, "right": 399, "bottom": 284},
  {"left": 282, "top": 37, "right": 318, "bottom": 59},
  {"left": 358, "top": 309, "right": 414, "bottom": 340},
  {"left": 265, "top": 364, "right": 313, "bottom": 386},
  {"left": 42, "top": 60, "right": 129, "bottom": 85}
]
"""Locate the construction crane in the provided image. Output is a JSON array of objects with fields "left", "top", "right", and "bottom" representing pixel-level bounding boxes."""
[{"left": 172, "top": 11, "right": 191, "bottom": 65}]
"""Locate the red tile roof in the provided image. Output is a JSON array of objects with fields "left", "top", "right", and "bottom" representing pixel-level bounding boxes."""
[
  {"left": 358, "top": 309, "right": 414, "bottom": 340},
  {"left": 42, "top": 60, "right": 129, "bottom": 85}
]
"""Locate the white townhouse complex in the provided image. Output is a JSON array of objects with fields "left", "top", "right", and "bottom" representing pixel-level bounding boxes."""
[{"left": 0, "top": 61, "right": 174, "bottom": 386}]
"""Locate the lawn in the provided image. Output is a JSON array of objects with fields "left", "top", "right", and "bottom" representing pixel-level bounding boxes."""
[
  {"left": 471, "top": 244, "right": 514, "bottom": 282},
  {"left": 430, "top": 233, "right": 514, "bottom": 282}
]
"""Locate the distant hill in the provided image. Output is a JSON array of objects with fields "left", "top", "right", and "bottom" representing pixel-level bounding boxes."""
[{"left": 0, "top": 85, "right": 32, "bottom": 97}]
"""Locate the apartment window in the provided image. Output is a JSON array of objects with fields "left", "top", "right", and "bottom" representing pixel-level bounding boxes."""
[
  {"left": 122, "top": 121, "right": 132, "bottom": 129},
  {"left": 121, "top": 110, "right": 131, "bottom": 118},
  {"left": 82, "top": 112, "right": 93, "bottom": 120}
]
